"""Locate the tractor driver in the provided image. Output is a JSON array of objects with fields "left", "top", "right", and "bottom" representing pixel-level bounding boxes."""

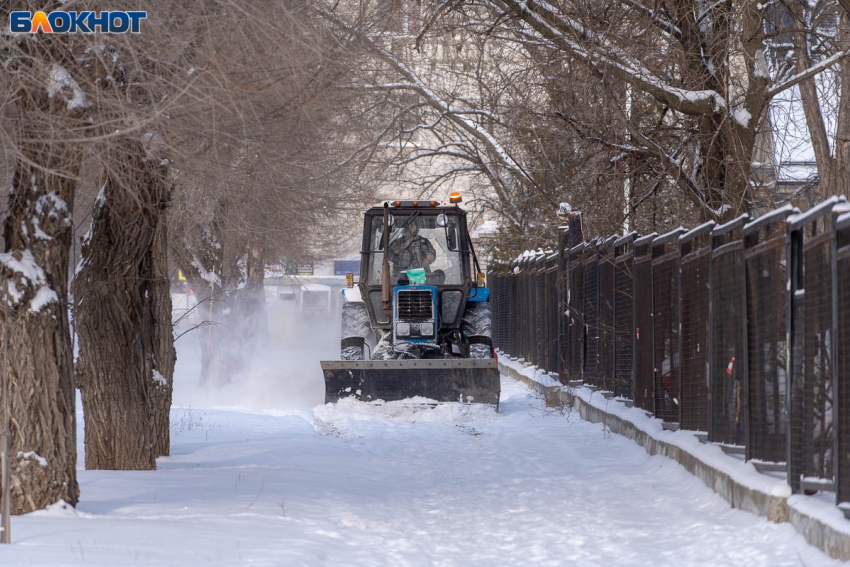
[{"left": 389, "top": 219, "right": 436, "bottom": 281}]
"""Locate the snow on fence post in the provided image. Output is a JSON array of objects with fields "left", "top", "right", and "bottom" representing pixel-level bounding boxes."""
[
  {"left": 598, "top": 237, "right": 616, "bottom": 392},
  {"left": 633, "top": 234, "right": 657, "bottom": 411},
  {"left": 836, "top": 210, "right": 850, "bottom": 508},
  {"left": 568, "top": 243, "right": 587, "bottom": 381},
  {"left": 652, "top": 228, "right": 686, "bottom": 427},
  {"left": 679, "top": 222, "right": 715, "bottom": 432},
  {"left": 583, "top": 240, "right": 601, "bottom": 386},
  {"left": 743, "top": 207, "right": 794, "bottom": 465},
  {"left": 787, "top": 197, "right": 847, "bottom": 496},
  {"left": 613, "top": 232, "right": 638, "bottom": 399}
]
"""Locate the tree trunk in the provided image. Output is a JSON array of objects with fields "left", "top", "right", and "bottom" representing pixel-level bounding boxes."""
[
  {"left": 835, "top": 12, "right": 850, "bottom": 199},
  {"left": 74, "top": 141, "right": 170, "bottom": 470},
  {"left": 149, "top": 212, "right": 176, "bottom": 458},
  {"left": 794, "top": 24, "right": 836, "bottom": 195},
  {"left": 174, "top": 205, "right": 226, "bottom": 387},
  {"left": 0, "top": 151, "right": 80, "bottom": 513},
  {"left": 235, "top": 238, "right": 267, "bottom": 350}
]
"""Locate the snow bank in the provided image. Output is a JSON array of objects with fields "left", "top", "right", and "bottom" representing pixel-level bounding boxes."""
[{"left": 498, "top": 356, "right": 850, "bottom": 560}]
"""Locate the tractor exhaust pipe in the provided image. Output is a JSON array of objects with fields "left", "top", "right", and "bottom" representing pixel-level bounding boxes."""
[{"left": 381, "top": 202, "right": 392, "bottom": 317}]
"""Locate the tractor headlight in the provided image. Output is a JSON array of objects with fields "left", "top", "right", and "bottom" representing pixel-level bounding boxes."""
[
  {"left": 396, "top": 322, "right": 410, "bottom": 337},
  {"left": 420, "top": 323, "right": 434, "bottom": 336}
]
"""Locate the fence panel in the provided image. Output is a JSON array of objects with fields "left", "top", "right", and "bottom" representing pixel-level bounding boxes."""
[
  {"left": 614, "top": 233, "right": 637, "bottom": 399},
  {"left": 743, "top": 209, "right": 793, "bottom": 463},
  {"left": 558, "top": 231, "right": 570, "bottom": 382},
  {"left": 569, "top": 243, "right": 586, "bottom": 380},
  {"left": 652, "top": 228, "right": 685, "bottom": 424},
  {"left": 522, "top": 256, "right": 537, "bottom": 362},
  {"left": 584, "top": 241, "right": 601, "bottom": 386},
  {"left": 560, "top": 217, "right": 583, "bottom": 382},
  {"left": 634, "top": 234, "right": 656, "bottom": 411},
  {"left": 505, "top": 268, "right": 519, "bottom": 356},
  {"left": 535, "top": 253, "right": 546, "bottom": 368},
  {"left": 788, "top": 200, "right": 841, "bottom": 495},
  {"left": 836, "top": 211, "right": 850, "bottom": 505},
  {"left": 489, "top": 271, "right": 501, "bottom": 351},
  {"left": 547, "top": 254, "right": 559, "bottom": 375},
  {"left": 599, "top": 237, "right": 616, "bottom": 391},
  {"left": 680, "top": 222, "right": 714, "bottom": 432},
  {"left": 707, "top": 217, "right": 748, "bottom": 444}
]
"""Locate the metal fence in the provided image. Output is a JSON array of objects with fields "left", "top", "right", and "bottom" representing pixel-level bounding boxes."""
[
  {"left": 680, "top": 222, "right": 713, "bottom": 433},
  {"left": 613, "top": 233, "right": 636, "bottom": 399},
  {"left": 488, "top": 197, "right": 850, "bottom": 516},
  {"left": 709, "top": 217, "right": 747, "bottom": 447},
  {"left": 652, "top": 228, "right": 684, "bottom": 426}
]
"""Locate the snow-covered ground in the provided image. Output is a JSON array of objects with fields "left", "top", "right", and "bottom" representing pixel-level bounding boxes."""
[
  {"left": 0, "top": 377, "right": 841, "bottom": 565},
  {"left": 0, "top": 302, "right": 842, "bottom": 565}
]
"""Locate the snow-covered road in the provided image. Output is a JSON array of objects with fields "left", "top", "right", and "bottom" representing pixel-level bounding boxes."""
[{"left": 0, "top": 377, "right": 841, "bottom": 566}]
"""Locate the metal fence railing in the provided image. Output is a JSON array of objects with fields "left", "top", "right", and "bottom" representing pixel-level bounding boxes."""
[
  {"left": 652, "top": 228, "right": 684, "bottom": 426},
  {"left": 836, "top": 210, "right": 850, "bottom": 505},
  {"left": 680, "top": 222, "right": 713, "bottom": 432},
  {"left": 743, "top": 207, "right": 791, "bottom": 464},
  {"left": 488, "top": 197, "right": 850, "bottom": 517},
  {"left": 633, "top": 234, "right": 656, "bottom": 412},
  {"left": 709, "top": 216, "right": 747, "bottom": 446},
  {"left": 613, "top": 233, "right": 636, "bottom": 399}
]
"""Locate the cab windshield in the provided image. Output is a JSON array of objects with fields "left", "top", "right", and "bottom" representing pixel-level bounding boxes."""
[{"left": 366, "top": 212, "right": 465, "bottom": 286}]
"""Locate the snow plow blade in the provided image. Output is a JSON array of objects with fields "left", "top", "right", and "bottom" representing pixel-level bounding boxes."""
[{"left": 321, "top": 359, "right": 500, "bottom": 408}]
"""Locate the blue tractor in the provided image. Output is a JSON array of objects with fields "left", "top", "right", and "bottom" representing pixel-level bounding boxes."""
[{"left": 320, "top": 194, "right": 500, "bottom": 407}]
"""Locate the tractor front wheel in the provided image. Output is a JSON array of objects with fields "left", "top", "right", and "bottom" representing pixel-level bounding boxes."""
[{"left": 462, "top": 301, "right": 493, "bottom": 359}]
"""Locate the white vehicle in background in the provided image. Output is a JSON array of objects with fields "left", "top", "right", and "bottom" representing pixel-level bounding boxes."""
[{"left": 299, "top": 283, "right": 331, "bottom": 313}]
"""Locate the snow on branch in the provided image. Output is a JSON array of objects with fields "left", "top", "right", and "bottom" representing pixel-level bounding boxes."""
[
  {"left": 488, "top": 0, "right": 727, "bottom": 116},
  {"left": 766, "top": 48, "right": 850, "bottom": 98},
  {"left": 315, "top": 7, "right": 533, "bottom": 187}
]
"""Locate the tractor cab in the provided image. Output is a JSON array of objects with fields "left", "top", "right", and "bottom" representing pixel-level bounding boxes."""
[{"left": 358, "top": 197, "right": 483, "bottom": 341}]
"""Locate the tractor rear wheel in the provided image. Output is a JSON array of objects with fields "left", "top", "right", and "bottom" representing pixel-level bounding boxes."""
[
  {"left": 341, "top": 302, "right": 371, "bottom": 360},
  {"left": 462, "top": 301, "right": 493, "bottom": 359}
]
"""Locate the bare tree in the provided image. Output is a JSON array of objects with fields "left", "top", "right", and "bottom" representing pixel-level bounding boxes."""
[{"left": 0, "top": 3, "right": 83, "bottom": 512}]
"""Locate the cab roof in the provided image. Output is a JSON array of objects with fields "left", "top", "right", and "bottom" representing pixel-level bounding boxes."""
[{"left": 367, "top": 200, "right": 466, "bottom": 214}]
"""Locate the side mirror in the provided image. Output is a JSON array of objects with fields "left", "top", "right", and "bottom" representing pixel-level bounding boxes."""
[{"left": 447, "top": 227, "right": 459, "bottom": 251}]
